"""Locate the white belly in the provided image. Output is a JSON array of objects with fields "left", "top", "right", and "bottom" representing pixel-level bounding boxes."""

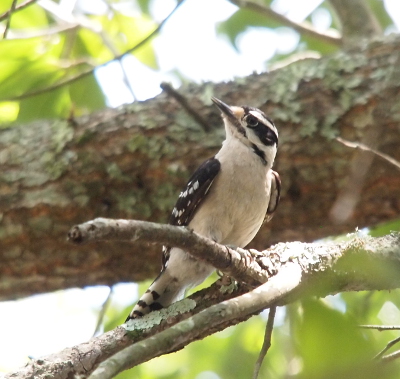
[{"left": 189, "top": 142, "right": 271, "bottom": 248}]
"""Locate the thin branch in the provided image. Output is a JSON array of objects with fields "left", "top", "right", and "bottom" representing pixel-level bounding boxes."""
[
  {"left": 119, "top": 59, "right": 137, "bottom": 102},
  {"left": 336, "top": 137, "right": 400, "bottom": 171},
  {"left": 228, "top": 0, "right": 341, "bottom": 46},
  {"left": 88, "top": 265, "right": 301, "bottom": 379},
  {"left": 253, "top": 306, "right": 276, "bottom": 379},
  {"left": 7, "top": 23, "right": 79, "bottom": 39},
  {"left": 0, "top": 0, "right": 37, "bottom": 22},
  {"left": 381, "top": 349, "right": 400, "bottom": 363},
  {"left": 1, "top": 0, "right": 185, "bottom": 102},
  {"left": 329, "top": 125, "right": 382, "bottom": 224},
  {"left": 360, "top": 325, "right": 400, "bottom": 331},
  {"left": 2, "top": 0, "right": 18, "bottom": 39},
  {"left": 160, "top": 82, "right": 211, "bottom": 132},
  {"left": 93, "top": 287, "right": 113, "bottom": 337},
  {"left": 374, "top": 336, "right": 400, "bottom": 360}
]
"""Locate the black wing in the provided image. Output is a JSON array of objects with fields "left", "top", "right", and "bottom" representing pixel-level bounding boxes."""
[
  {"left": 169, "top": 157, "right": 221, "bottom": 226},
  {"left": 161, "top": 157, "right": 221, "bottom": 269},
  {"left": 264, "top": 170, "right": 281, "bottom": 223}
]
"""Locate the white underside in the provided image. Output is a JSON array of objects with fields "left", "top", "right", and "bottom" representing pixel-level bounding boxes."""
[{"left": 161, "top": 136, "right": 275, "bottom": 302}]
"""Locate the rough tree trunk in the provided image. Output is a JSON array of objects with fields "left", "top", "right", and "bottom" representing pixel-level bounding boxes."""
[{"left": 1, "top": 34, "right": 400, "bottom": 300}]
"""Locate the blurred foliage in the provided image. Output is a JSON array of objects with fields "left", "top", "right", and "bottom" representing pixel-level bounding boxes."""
[
  {"left": 1, "top": 0, "right": 400, "bottom": 378},
  {"left": 369, "top": 218, "right": 400, "bottom": 237},
  {"left": 103, "top": 288, "right": 400, "bottom": 378},
  {"left": 1, "top": 0, "right": 396, "bottom": 125},
  {"left": 0, "top": 0, "right": 158, "bottom": 124}
]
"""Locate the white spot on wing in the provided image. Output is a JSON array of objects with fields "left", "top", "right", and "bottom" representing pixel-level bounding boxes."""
[{"left": 193, "top": 181, "right": 199, "bottom": 190}]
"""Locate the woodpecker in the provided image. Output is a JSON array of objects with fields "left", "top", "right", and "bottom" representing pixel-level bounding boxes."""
[{"left": 126, "top": 97, "right": 281, "bottom": 320}]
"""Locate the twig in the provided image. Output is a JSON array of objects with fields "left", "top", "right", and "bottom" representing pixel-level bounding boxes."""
[
  {"left": 0, "top": 0, "right": 37, "bottom": 22},
  {"left": 160, "top": 82, "right": 211, "bottom": 132},
  {"left": 228, "top": 0, "right": 341, "bottom": 46},
  {"left": 336, "top": 137, "right": 400, "bottom": 171},
  {"left": 253, "top": 306, "right": 276, "bottom": 379},
  {"left": 88, "top": 265, "right": 302, "bottom": 379},
  {"left": 93, "top": 287, "right": 113, "bottom": 337},
  {"left": 360, "top": 325, "right": 400, "bottom": 331},
  {"left": 8, "top": 24, "right": 79, "bottom": 39},
  {"left": 1, "top": 0, "right": 185, "bottom": 102},
  {"left": 381, "top": 349, "right": 400, "bottom": 363},
  {"left": 374, "top": 336, "right": 400, "bottom": 360},
  {"left": 2, "top": 0, "right": 18, "bottom": 38},
  {"left": 119, "top": 59, "right": 137, "bottom": 102},
  {"left": 329, "top": 126, "right": 382, "bottom": 224}
]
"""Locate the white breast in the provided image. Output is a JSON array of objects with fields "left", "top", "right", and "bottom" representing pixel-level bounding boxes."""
[{"left": 188, "top": 137, "right": 272, "bottom": 247}]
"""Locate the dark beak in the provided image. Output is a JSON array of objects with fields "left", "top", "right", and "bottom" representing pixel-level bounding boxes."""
[{"left": 211, "top": 97, "right": 236, "bottom": 121}]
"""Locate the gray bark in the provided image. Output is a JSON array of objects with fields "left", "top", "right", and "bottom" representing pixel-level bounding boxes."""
[
  {"left": 1, "top": 34, "right": 400, "bottom": 300},
  {"left": 5, "top": 231, "right": 400, "bottom": 379}
]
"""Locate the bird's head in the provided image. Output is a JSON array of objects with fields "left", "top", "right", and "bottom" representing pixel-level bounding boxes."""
[{"left": 212, "top": 97, "right": 278, "bottom": 165}]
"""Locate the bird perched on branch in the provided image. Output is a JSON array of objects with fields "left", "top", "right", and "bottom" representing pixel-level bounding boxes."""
[{"left": 126, "top": 97, "right": 280, "bottom": 320}]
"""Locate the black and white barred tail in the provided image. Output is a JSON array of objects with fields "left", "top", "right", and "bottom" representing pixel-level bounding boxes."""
[
  {"left": 126, "top": 271, "right": 181, "bottom": 320},
  {"left": 126, "top": 247, "right": 214, "bottom": 321}
]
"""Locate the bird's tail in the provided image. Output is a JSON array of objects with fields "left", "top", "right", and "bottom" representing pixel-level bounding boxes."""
[{"left": 125, "top": 270, "right": 185, "bottom": 321}]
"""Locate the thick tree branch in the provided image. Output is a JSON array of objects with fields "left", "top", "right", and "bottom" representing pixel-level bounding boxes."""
[
  {"left": 89, "top": 266, "right": 299, "bottom": 379},
  {"left": 7, "top": 230, "right": 400, "bottom": 378},
  {"left": 329, "top": 0, "right": 382, "bottom": 45},
  {"left": 68, "top": 218, "right": 400, "bottom": 293},
  {"left": 68, "top": 218, "right": 272, "bottom": 286},
  {"left": 2, "top": 35, "right": 400, "bottom": 300}
]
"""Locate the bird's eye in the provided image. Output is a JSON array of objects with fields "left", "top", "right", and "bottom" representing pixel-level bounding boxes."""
[{"left": 244, "top": 114, "right": 258, "bottom": 128}]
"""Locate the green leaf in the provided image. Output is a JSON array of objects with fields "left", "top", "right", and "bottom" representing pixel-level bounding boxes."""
[
  {"left": 76, "top": 28, "right": 113, "bottom": 63},
  {"left": 369, "top": 218, "right": 400, "bottom": 237},
  {"left": 295, "top": 298, "right": 378, "bottom": 378},
  {"left": 17, "top": 87, "right": 70, "bottom": 122},
  {"left": 7, "top": 2, "right": 49, "bottom": 29},
  {"left": 0, "top": 38, "right": 66, "bottom": 100},
  {"left": 217, "top": 9, "right": 279, "bottom": 50},
  {"left": 68, "top": 73, "right": 106, "bottom": 114},
  {"left": 100, "top": 13, "right": 159, "bottom": 69},
  {"left": 298, "top": 32, "right": 340, "bottom": 55},
  {"left": 0, "top": 101, "right": 19, "bottom": 125},
  {"left": 136, "top": 0, "right": 153, "bottom": 15}
]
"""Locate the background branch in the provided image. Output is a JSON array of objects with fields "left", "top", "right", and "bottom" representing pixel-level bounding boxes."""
[
  {"left": 329, "top": 0, "right": 382, "bottom": 45},
  {"left": 336, "top": 137, "right": 400, "bottom": 171},
  {"left": 228, "top": 0, "right": 341, "bottom": 46},
  {"left": 0, "top": 0, "right": 37, "bottom": 23},
  {"left": 253, "top": 306, "right": 276, "bottom": 379}
]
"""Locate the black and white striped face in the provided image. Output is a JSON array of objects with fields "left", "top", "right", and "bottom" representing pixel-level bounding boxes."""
[{"left": 212, "top": 97, "right": 278, "bottom": 165}]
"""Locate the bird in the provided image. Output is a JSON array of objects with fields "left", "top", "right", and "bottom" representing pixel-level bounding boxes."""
[{"left": 126, "top": 97, "right": 281, "bottom": 320}]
